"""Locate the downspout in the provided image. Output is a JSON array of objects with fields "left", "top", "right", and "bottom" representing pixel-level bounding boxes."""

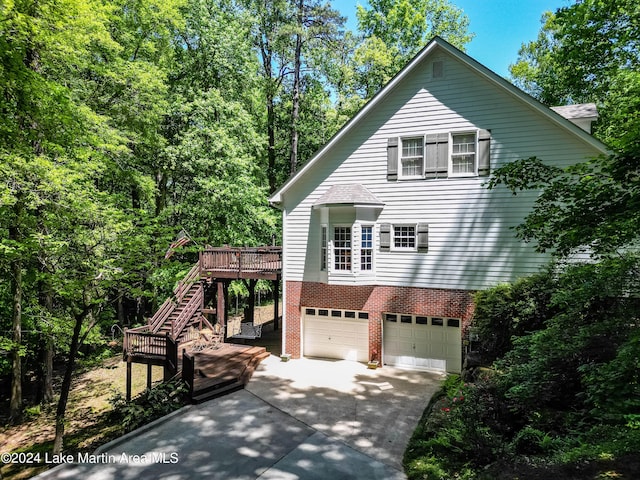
[{"left": 281, "top": 206, "right": 288, "bottom": 357}]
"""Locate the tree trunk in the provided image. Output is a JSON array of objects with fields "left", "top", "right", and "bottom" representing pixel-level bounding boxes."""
[
  {"left": 262, "top": 43, "right": 277, "bottom": 193},
  {"left": 42, "top": 335, "right": 54, "bottom": 403},
  {"left": 52, "top": 309, "right": 87, "bottom": 454},
  {"left": 9, "top": 257, "right": 23, "bottom": 421},
  {"left": 267, "top": 93, "right": 277, "bottom": 193},
  {"left": 289, "top": 0, "right": 303, "bottom": 175},
  {"left": 155, "top": 170, "right": 167, "bottom": 216},
  {"left": 9, "top": 200, "right": 24, "bottom": 422},
  {"left": 38, "top": 239, "right": 55, "bottom": 404}
]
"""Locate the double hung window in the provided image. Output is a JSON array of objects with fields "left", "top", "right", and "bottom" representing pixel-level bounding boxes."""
[
  {"left": 400, "top": 137, "right": 424, "bottom": 178},
  {"left": 451, "top": 133, "right": 476, "bottom": 175},
  {"left": 320, "top": 225, "right": 327, "bottom": 271},
  {"left": 394, "top": 225, "right": 416, "bottom": 249},
  {"left": 333, "top": 226, "right": 352, "bottom": 271},
  {"left": 361, "top": 226, "right": 373, "bottom": 271}
]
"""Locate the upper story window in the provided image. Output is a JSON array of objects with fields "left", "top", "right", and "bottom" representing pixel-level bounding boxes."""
[
  {"left": 333, "top": 226, "right": 351, "bottom": 271},
  {"left": 387, "top": 129, "right": 490, "bottom": 181},
  {"left": 361, "top": 225, "right": 373, "bottom": 271},
  {"left": 400, "top": 137, "right": 424, "bottom": 178},
  {"left": 451, "top": 133, "right": 476, "bottom": 175}
]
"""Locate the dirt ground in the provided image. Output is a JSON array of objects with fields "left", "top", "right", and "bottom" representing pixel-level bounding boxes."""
[{"left": 0, "top": 358, "right": 166, "bottom": 480}]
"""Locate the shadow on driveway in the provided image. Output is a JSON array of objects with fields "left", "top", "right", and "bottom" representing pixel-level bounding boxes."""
[
  {"left": 246, "top": 356, "right": 444, "bottom": 471},
  {"left": 34, "top": 357, "right": 442, "bottom": 480}
]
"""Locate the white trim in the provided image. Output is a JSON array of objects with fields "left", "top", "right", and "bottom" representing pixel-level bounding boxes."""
[
  {"left": 268, "top": 37, "right": 608, "bottom": 206},
  {"left": 398, "top": 135, "right": 425, "bottom": 180},
  {"left": 281, "top": 207, "right": 288, "bottom": 356},
  {"left": 449, "top": 130, "right": 479, "bottom": 177},
  {"left": 392, "top": 224, "right": 418, "bottom": 251}
]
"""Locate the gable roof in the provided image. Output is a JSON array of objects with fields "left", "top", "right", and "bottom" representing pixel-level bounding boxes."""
[{"left": 269, "top": 36, "right": 609, "bottom": 205}]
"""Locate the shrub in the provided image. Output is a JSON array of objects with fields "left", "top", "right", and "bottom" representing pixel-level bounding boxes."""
[
  {"left": 472, "top": 271, "right": 556, "bottom": 364},
  {"left": 110, "top": 378, "right": 188, "bottom": 432},
  {"left": 405, "top": 375, "right": 509, "bottom": 479}
]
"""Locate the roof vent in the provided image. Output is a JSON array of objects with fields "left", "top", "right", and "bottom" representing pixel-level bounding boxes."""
[{"left": 432, "top": 61, "right": 443, "bottom": 79}]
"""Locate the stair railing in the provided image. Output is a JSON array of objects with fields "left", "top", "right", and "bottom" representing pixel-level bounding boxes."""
[
  {"left": 149, "top": 263, "right": 201, "bottom": 334},
  {"left": 171, "top": 284, "right": 204, "bottom": 340}
]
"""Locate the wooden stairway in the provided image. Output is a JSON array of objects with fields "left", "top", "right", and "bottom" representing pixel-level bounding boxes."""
[{"left": 149, "top": 264, "right": 206, "bottom": 342}]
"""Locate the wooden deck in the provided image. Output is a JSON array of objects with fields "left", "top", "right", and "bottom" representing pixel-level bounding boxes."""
[
  {"left": 199, "top": 246, "right": 282, "bottom": 280},
  {"left": 182, "top": 344, "right": 270, "bottom": 403}
]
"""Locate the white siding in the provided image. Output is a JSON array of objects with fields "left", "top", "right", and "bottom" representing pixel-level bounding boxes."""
[{"left": 281, "top": 48, "right": 605, "bottom": 291}]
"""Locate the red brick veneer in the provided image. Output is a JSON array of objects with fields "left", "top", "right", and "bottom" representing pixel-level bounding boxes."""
[{"left": 284, "top": 281, "right": 475, "bottom": 361}]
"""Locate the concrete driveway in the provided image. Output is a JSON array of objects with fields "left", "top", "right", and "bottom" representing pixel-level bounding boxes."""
[{"left": 35, "top": 357, "right": 442, "bottom": 480}]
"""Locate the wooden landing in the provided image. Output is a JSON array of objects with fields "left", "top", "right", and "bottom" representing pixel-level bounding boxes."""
[{"left": 185, "top": 344, "right": 270, "bottom": 404}]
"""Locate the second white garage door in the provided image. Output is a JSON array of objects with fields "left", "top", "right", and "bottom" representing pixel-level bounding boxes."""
[
  {"left": 303, "top": 308, "right": 369, "bottom": 362},
  {"left": 384, "top": 314, "right": 461, "bottom": 373}
]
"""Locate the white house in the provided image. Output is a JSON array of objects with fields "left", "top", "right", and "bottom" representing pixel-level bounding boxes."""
[{"left": 268, "top": 37, "right": 607, "bottom": 373}]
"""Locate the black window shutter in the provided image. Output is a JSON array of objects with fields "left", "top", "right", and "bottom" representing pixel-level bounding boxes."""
[
  {"left": 478, "top": 129, "right": 491, "bottom": 176},
  {"left": 417, "top": 223, "right": 429, "bottom": 252},
  {"left": 425, "top": 133, "right": 449, "bottom": 179},
  {"left": 380, "top": 224, "right": 391, "bottom": 251},
  {"left": 387, "top": 137, "right": 398, "bottom": 181}
]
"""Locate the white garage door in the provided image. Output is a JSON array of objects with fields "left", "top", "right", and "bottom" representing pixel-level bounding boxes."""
[
  {"left": 303, "top": 308, "right": 369, "bottom": 362},
  {"left": 384, "top": 314, "right": 461, "bottom": 373}
]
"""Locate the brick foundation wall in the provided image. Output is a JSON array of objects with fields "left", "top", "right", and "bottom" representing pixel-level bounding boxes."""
[{"left": 285, "top": 281, "right": 476, "bottom": 361}]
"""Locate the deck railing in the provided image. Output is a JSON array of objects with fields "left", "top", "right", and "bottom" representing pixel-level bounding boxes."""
[
  {"left": 199, "top": 246, "right": 282, "bottom": 278},
  {"left": 123, "top": 327, "right": 170, "bottom": 359}
]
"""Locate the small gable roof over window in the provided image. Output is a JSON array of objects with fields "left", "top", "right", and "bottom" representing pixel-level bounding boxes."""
[{"left": 313, "top": 184, "right": 384, "bottom": 209}]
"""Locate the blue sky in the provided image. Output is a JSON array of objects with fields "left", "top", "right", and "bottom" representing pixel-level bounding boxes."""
[{"left": 332, "top": 0, "right": 572, "bottom": 77}]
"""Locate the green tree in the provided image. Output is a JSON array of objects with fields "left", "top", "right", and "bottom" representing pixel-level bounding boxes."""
[
  {"left": 510, "top": 0, "right": 640, "bottom": 109},
  {"left": 354, "top": 0, "right": 473, "bottom": 97}
]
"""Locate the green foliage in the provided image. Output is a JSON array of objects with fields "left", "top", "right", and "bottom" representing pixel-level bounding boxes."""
[
  {"left": 405, "top": 375, "right": 509, "bottom": 479},
  {"left": 496, "top": 256, "right": 640, "bottom": 420},
  {"left": 488, "top": 150, "right": 640, "bottom": 257},
  {"left": 109, "top": 378, "right": 188, "bottom": 433},
  {"left": 472, "top": 271, "right": 555, "bottom": 363},
  {"left": 409, "top": 255, "right": 640, "bottom": 477},
  {"left": 354, "top": 0, "right": 473, "bottom": 97},
  {"left": 510, "top": 0, "right": 640, "bottom": 107},
  {"left": 579, "top": 330, "right": 640, "bottom": 425}
]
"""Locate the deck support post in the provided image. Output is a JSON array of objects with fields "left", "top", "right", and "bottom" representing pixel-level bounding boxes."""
[
  {"left": 273, "top": 278, "right": 280, "bottom": 330},
  {"left": 244, "top": 279, "right": 257, "bottom": 325},
  {"left": 223, "top": 281, "right": 229, "bottom": 327},
  {"left": 147, "top": 363, "right": 152, "bottom": 391},
  {"left": 217, "top": 281, "right": 226, "bottom": 332},
  {"left": 126, "top": 359, "right": 132, "bottom": 402}
]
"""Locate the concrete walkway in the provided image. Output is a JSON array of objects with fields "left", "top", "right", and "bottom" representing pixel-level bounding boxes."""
[{"left": 34, "top": 357, "right": 443, "bottom": 480}]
